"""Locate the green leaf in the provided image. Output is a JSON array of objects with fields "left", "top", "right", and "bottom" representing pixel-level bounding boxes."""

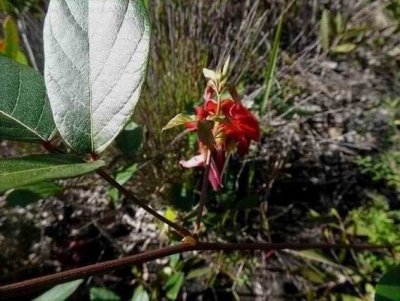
[
  {"left": 335, "top": 12, "right": 345, "bottom": 34},
  {"left": 162, "top": 113, "right": 196, "bottom": 131},
  {"left": 163, "top": 271, "right": 184, "bottom": 300},
  {"left": 116, "top": 122, "right": 143, "bottom": 155},
  {"left": 6, "top": 181, "right": 62, "bottom": 207},
  {"left": 320, "top": 10, "right": 331, "bottom": 51},
  {"left": 15, "top": 50, "right": 28, "bottom": 65},
  {"left": 164, "top": 207, "right": 177, "bottom": 222},
  {"left": 332, "top": 43, "right": 357, "bottom": 53},
  {"left": 90, "top": 287, "right": 121, "bottom": 301},
  {"left": 33, "top": 279, "right": 83, "bottom": 301},
  {"left": 0, "top": 154, "right": 105, "bottom": 192},
  {"left": 0, "top": 17, "right": 28, "bottom": 65},
  {"left": 376, "top": 266, "right": 400, "bottom": 301},
  {"left": 169, "top": 254, "right": 180, "bottom": 268},
  {"left": 261, "top": 16, "right": 283, "bottom": 114},
  {"left": 288, "top": 250, "right": 348, "bottom": 270},
  {"left": 335, "top": 294, "right": 363, "bottom": 301},
  {"left": 114, "top": 165, "right": 137, "bottom": 184},
  {"left": 187, "top": 267, "right": 212, "bottom": 280},
  {"left": 299, "top": 267, "right": 325, "bottom": 284},
  {"left": 131, "top": 285, "right": 149, "bottom": 301},
  {"left": 0, "top": 0, "right": 10, "bottom": 12},
  {"left": 108, "top": 164, "right": 138, "bottom": 202},
  {"left": 0, "top": 56, "right": 56, "bottom": 142},
  {"left": 43, "top": 0, "right": 151, "bottom": 154},
  {"left": 3, "top": 16, "right": 19, "bottom": 59}
]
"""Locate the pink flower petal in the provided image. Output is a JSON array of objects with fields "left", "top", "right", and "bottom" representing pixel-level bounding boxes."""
[
  {"left": 180, "top": 155, "right": 204, "bottom": 168},
  {"left": 208, "top": 157, "right": 222, "bottom": 191}
]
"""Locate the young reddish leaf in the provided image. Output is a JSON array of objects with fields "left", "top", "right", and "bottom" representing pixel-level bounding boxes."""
[{"left": 162, "top": 113, "right": 196, "bottom": 131}]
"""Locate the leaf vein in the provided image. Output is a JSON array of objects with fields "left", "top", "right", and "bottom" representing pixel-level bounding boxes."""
[
  {"left": 0, "top": 110, "right": 46, "bottom": 141},
  {"left": 91, "top": 0, "right": 129, "bottom": 85},
  {"left": 33, "top": 97, "right": 47, "bottom": 132},
  {"left": 63, "top": 0, "right": 86, "bottom": 33},
  {"left": 49, "top": 21, "right": 86, "bottom": 79},
  {"left": 10, "top": 67, "right": 22, "bottom": 115},
  {"left": 92, "top": 28, "right": 146, "bottom": 114}
]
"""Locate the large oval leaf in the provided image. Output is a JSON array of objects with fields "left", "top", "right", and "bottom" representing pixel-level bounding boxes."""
[
  {"left": 375, "top": 266, "right": 400, "bottom": 301},
  {"left": 0, "top": 154, "right": 105, "bottom": 192},
  {"left": 0, "top": 55, "right": 56, "bottom": 142},
  {"left": 43, "top": 0, "right": 151, "bottom": 154}
]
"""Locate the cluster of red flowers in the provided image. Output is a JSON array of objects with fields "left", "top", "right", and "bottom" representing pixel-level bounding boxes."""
[
  {"left": 180, "top": 87, "right": 260, "bottom": 190},
  {"left": 163, "top": 62, "right": 260, "bottom": 190}
]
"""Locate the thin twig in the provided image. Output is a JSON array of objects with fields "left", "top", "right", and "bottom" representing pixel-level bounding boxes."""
[
  {"left": 42, "top": 142, "right": 192, "bottom": 239},
  {"left": 96, "top": 169, "right": 192, "bottom": 238},
  {"left": 0, "top": 241, "right": 393, "bottom": 299}
]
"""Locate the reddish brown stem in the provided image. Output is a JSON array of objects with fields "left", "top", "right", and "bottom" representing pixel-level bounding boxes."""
[
  {"left": 0, "top": 242, "right": 393, "bottom": 300},
  {"left": 195, "top": 150, "right": 211, "bottom": 234}
]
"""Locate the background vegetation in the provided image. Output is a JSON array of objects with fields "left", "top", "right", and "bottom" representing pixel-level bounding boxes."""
[{"left": 1, "top": 0, "right": 400, "bottom": 300}]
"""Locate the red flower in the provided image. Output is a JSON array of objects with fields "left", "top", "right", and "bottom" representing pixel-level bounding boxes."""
[
  {"left": 186, "top": 99, "right": 260, "bottom": 154},
  {"left": 181, "top": 98, "right": 260, "bottom": 190},
  {"left": 214, "top": 99, "right": 260, "bottom": 155}
]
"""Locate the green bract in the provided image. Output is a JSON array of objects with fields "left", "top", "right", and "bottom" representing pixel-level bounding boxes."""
[{"left": 43, "top": 0, "right": 151, "bottom": 154}]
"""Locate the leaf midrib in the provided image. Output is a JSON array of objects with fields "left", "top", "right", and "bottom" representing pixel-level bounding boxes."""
[
  {"left": 0, "top": 110, "right": 47, "bottom": 141},
  {"left": 0, "top": 161, "right": 101, "bottom": 177},
  {"left": 87, "top": 1, "right": 130, "bottom": 152}
]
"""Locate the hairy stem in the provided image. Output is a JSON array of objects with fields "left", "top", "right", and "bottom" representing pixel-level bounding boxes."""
[{"left": 0, "top": 242, "right": 393, "bottom": 299}]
